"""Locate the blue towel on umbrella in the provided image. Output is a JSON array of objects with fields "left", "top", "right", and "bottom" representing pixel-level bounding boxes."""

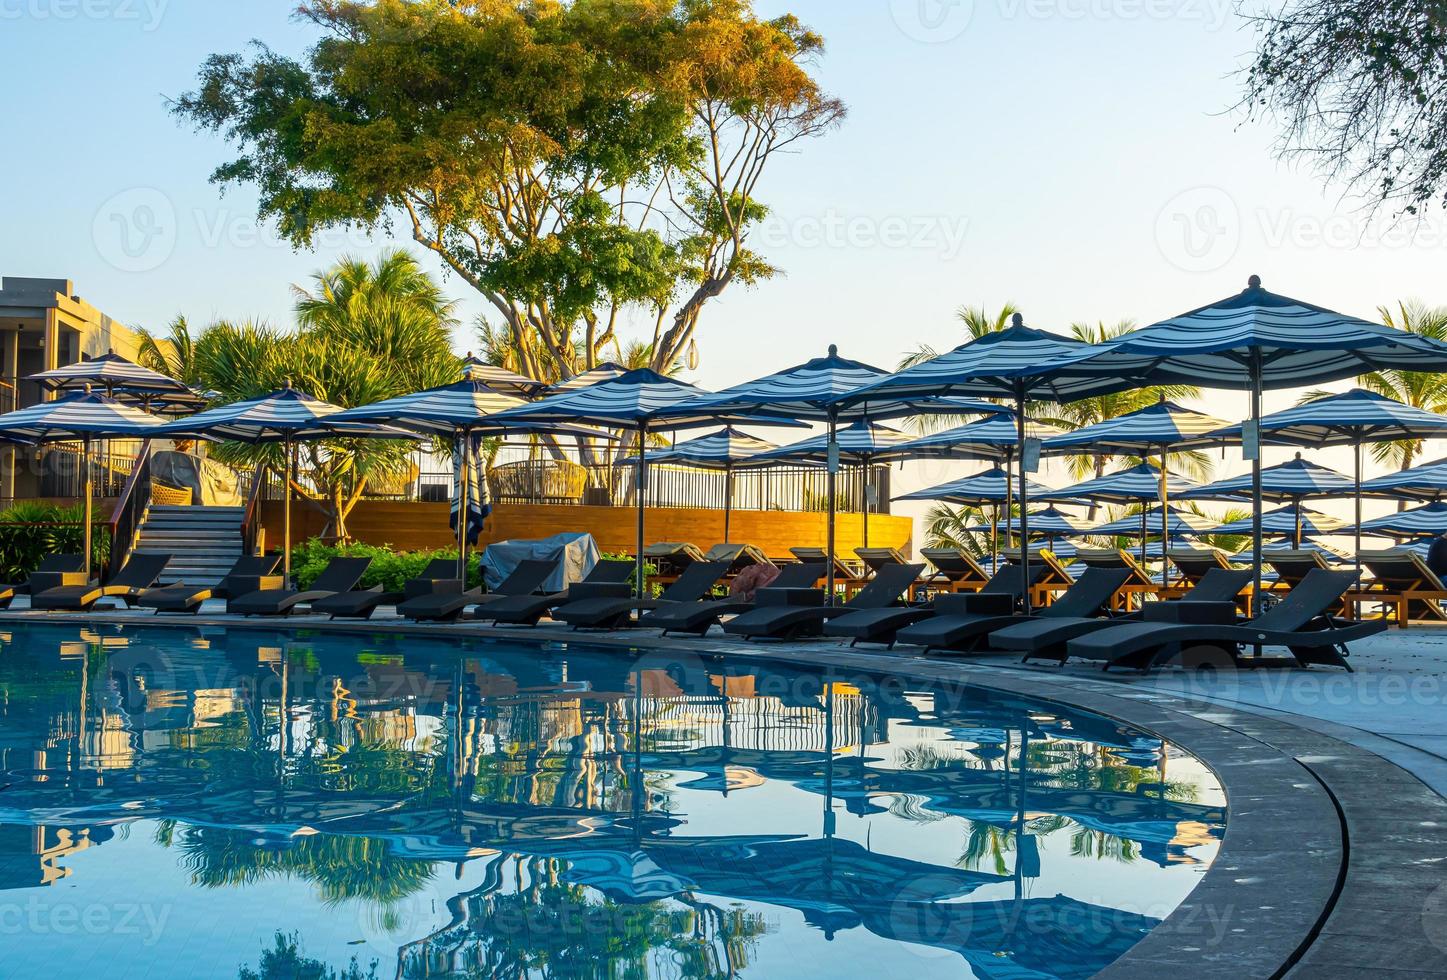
[{"left": 450, "top": 433, "right": 490, "bottom": 544}]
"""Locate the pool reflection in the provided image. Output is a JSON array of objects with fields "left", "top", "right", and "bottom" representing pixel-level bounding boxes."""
[{"left": 0, "top": 624, "right": 1224, "bottom": 980}]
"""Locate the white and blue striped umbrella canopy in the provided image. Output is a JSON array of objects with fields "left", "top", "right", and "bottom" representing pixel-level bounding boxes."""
[
  {"left": 624, "top": 427, "right": 778, "bottom": 469},
  {"left": 1358, "top": 501, "right": 1447, "bottom": 538},
  {"left": 0, "top": 388, "right": 168, "bottom": 442},
  {"left": 1211, "top": 504, "right": 1347, "bottom": 538},
  {"left": 27, "top": 350, "right": 195, "bottom": 399},
  {"left": 874, "top": 413, "right": 1067, "bottom": 463},
  {"left": 1087, "top": 505, "right": 1220, "bottom": 537},
  {"left": 1042, "top": 400, "right": 1234, "bottom": 454},
  {"left": 459, "top": 355, "right": 552, "bottom": 399},
  {"left": 748, "top": 420, "right": 914, "bottom": 465},
  {"left": 324, "top": 378, "right": 606, "bottom": 440},
  {"left": 1208, "top": 388, "right": 1447, "bottom": 447},
  {"left": 1051, "top": 277, "right": 1447, "bottom": 393},
  {"left": 667, "top": 345, "right": 999, "bottom": 423},
  {"left": 1179, "top": 456, "right": 1354, "bottom": 503},
  {"left": 487, "top": 368, "right": 801, "bottom": 433},
  {"left": 158, "top": 384, "right": 414, "bottom": 444},
  {"left": 1238, "top": 539, "right": 1352, "bottom": 565},
  {"left": 837, "top": 318, "right": 1100, "bottom": 407},
  {"left": 1361, "top": 456, "right": 1447, "bottom": 500},
  {"left": 979, "top": 506, "right": 1090, "bottom": 536},
  {"left": 895, "top": 466, "right": 1059, "bottom": 505},
  {"left": 548, "top": 362, "right": 630, "bottom": 394},
  {"left": 1040, "top": 463, "right": 1200, "bottom": 504}
]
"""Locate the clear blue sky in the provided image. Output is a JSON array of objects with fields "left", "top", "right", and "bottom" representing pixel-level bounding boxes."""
[{"left": 5, "top": 0, "right": 1445, "bottom": 513}]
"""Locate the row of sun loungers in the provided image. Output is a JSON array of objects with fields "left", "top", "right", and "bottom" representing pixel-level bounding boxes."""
[{"left": 0, "top": 542, "right": 1401, "bottom": 674}]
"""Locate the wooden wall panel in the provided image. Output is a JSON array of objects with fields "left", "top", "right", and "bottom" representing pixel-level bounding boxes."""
[{"left": 257, "top": 501, "right": 912, "bottom": 560}]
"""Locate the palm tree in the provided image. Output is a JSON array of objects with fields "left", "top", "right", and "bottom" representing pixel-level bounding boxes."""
[
  {"left": 895, "top": 304, "right": 1020, "bottom": 435},
  {"left": 920, "top": 502, "right": 998, "bottom": 556},
  {"left": 134, "top": 315, "right": 203, "bottom": 388}
]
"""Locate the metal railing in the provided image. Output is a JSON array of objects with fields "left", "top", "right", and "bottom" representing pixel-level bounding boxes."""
[
  {"left": 38, "top": 443, "right": 140, "bottom": 499},
  {"left": 241, "top": 464, "right": 272, "bottom": 557},
  {"left": 106, "top": 441, "right": 154, "bottom": 579}
]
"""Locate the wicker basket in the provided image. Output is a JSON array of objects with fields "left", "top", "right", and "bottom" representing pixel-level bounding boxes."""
[
  {"left": 151, "top": 483, "right": 193, "bottom": 506},
  {"left": 487, "top": 460, "right": 589, "bottom": 504}
]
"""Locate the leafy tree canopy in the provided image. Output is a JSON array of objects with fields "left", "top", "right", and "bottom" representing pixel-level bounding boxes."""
[{"left": 173, "top": 0, "right": 844, "bottom": 381}]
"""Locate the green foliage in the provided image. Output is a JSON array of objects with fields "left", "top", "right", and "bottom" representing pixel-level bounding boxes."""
[
  {"left": 289, "top": 539, "right": 483, "bottom": 592},
  {"left": 0, "top": 502, "right": 109, "bottom": 579},
  {"left": 237, "top": 932, "right": 376, "bottom": 980},
  {"left": 600, "top": 551, "right": 656, "bottom": 596},
  {"left": 173, "top": 0, "right": 844, "bottom": 382}
]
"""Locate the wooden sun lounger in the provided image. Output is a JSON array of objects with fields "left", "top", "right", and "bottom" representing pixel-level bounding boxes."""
[
  {"left": 1264, "top": 548, "right": 1335, "bottom": 593},
  {"left": 789, "top": 547, "right": 866, "bottom": 594},
  {"left": 920, "top": 548, "right": 991, "bottom": 593},
  {"left": 704, "top": 543, "right": 771, "bottom": 574},
  {"left": 1000, "top": 548, "right": 1075, "bottom": 609},
  {"left": 1346, "top": 549, "right": 1447, "bottom": 627}
]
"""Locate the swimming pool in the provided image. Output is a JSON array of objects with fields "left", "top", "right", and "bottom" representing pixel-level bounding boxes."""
[{"left": 0, "top": 623, "right": 1224, "bottom": 979}]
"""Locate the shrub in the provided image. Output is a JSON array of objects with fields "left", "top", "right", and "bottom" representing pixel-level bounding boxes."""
[
  {"left": 0, "top": 502, "right": 110, "bottom": 580},
  {"left": 288, "top": 539, "right": 483, "bottom": 592}
]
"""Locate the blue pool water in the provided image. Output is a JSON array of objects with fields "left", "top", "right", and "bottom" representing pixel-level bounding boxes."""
[{"left": 0, "top": 623, "right": 1224, "bottom": 979}]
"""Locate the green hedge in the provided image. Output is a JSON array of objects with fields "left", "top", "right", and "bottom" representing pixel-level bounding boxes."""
[
  {"left": 288, "top": 539, "right": 484, "bottom": 592},
  {"left": 0, "top": 502, "right": 110, "bottom": 580}
]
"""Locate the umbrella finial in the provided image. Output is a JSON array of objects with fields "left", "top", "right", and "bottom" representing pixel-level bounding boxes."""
[
  {"left": 827, "top": 344, "right": 838, "bottom": 358},
  {"left": 283, "top": 378, "right": 293, "bottom": 390},
  {"left": 1011, "top": 313, "right": 1024, "bottom": 328},
  {"left": 1247, "top": 274, "right": 1262, "bottom": 290}
]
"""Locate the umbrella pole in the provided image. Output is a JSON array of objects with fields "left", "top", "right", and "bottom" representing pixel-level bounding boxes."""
[
  {"left": 1016, "top": 388, "right": 1032, "bottom": 615},
  {"left": 862, "top": 462, "right": 870, "bottom": 550},
  {"left": 636, "top": 424, "right": 648, "bottom": 601},
  {"left": 1354, "top": 441, "right": 1363, "bottom": 583},
  {"left": 456, "top": 429, "right": 470, "bottom": 582},
  {"left": 1249, "top": 356, "right": 1264, "bottom": 615},
  {"left": 724, "top": 463, "right": 733, "bottom": 545},
  {"left": 826, "top": 408, "right": 839, "bottom": 605},
  {"left": 991, "top": 505, "right": 999, "bottom": 570},
  {"left": 1160, "top": 449, "right": 1171, "bottom": 586},
  {"left": 1140, "top": 506, "right": 1148, "bottom": 566},
  {"left": 283, "top": 433, "right": 293, "bottom": 586},
  {"left": 82, "top": 434, "right": 93, "bottom": 578},
  {"left": 1295, "top": 499, "right": 1303, "bottom": 550},
  {"left": 1004, "top": 450, "right": 1015, "bottom": 554}
]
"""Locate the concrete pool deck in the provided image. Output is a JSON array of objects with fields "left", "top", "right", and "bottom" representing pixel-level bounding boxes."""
[{"left": 4, "top": 605, "right": 1446, "bottom": 977}]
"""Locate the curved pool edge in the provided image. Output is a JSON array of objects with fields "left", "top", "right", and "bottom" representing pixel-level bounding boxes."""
[{"left": 8, "top": 610, "right": 1446, "bottom": 978}]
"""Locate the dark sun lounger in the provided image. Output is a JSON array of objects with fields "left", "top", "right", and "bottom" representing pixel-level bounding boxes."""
[
  {"left": 895, "top": 567, "right": 1131, "bottom": 655},
  {"left": 554, "top": 561, "right": 731, "bottom": 631},
  {"left": 31, "top": 553, "right": 172, "bottom": 611},
  {"left": 1066, "top": 569, "right": 1384, "bottom": 673},
  {"left": 640, "top": 562, "right": 826, "bottom": 637},
  {"left": 993, "top": 568, "right": 1254, "bottom": 664},
  {"left": 823, "top": 562, "right": 1033, "bottom": 648},
  {"left": 722, "top": 563, "right": 925, "bottom": 642},
  {"left": 0, "top": 554, "right": 84, "bottom": 608},
  {"left": 472, "top": 560, "right": 637, "bottom": 627},
  {"left": 136, "top": 554, "right": 283, "bottom": 614},
  {"left": 229, "top": 557, "right": 373, "bottom": 617},
  {"left": 395, "top": 559, "right": 560, "bottom": 623},
  {"left": 311, "top": 558, "right": 462, "bottom": 619}
]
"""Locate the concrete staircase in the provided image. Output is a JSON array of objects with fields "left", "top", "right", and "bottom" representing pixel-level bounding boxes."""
[{"left": 132, "top": 505, "right": 246, "bottom": 587}]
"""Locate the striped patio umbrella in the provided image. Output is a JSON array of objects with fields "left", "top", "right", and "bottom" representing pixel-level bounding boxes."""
[
  {"left": 896, "top": 466, "right": 1062, "bottom": 564},
  {"left": 1087, "top": 505, "right": 1219, "bottom": 538},
  {"left": 325, "top": 372, "right": 608, "bottom": 578},
  {"left": 459, "top": 354, "right": 551, "bottom": 399},
  {"left": 0, "top": 388, "right": 169, "bottom": 575},
  {"left": 749, "top": 420, "right": 918, "bottom": 549},
  {"left": 159, "top": 383, "right": 417, "bottom": 582},
  {"left": 487, "top": 369, "right": 803, "bottom": 597},
  {"left": 838, "top": 318, "right": 1099, "bottom": 610},
  {"left": 662, "top": 346, "right": 996, "bottom": 597},
  {"left": 1362, "top": 456, "right": 1447, "bottom": 500},
  {"left": 1046, "top": 276, "right": 1447, "bottom": 606},
  {"left": 550, "top": 362, "right": 630, "bottom": 393},
  {"left": 1357, "top": 501, "right": 1447, "bottom": 539},
  {"left": 27, "top": 349, "right": 196, "bottom": 404},
  {"left": 1211, "top": 504, "right": 1347, "bottom": 539},
  {"left": 1042, "top": 399, "right": 1234, "bottom": 574},
  {"left": 987, "top": 506, "right": 1090, "bottom": 537},
  {"left": 624, "top": 427, "right": 779, "bottom": 544},
  {"left": 1040, "top": 463, "right": 1201, "bottom": 565},
  {"left": 1179, "top": 455, "right": 1355, "bottom": 548},
  {"left": 1210, "top": 388, "right": 1447, "bottom": 574}
]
